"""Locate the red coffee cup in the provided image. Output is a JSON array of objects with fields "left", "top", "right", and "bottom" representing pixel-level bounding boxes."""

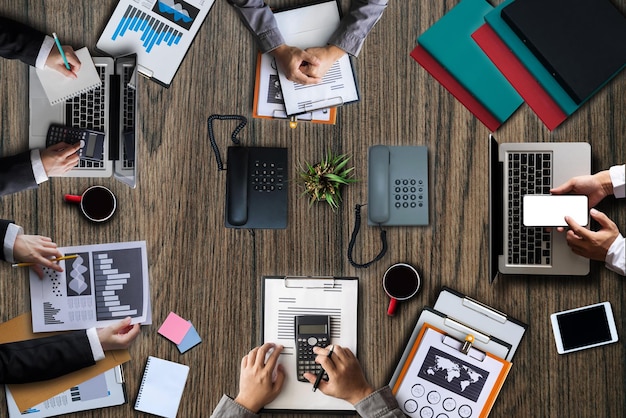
[
  {"left": 65, "top": 185, "right": 117, "bottom": 223},
  {"left": 383, "top": 263, "right": 421, "bottom": 316}
]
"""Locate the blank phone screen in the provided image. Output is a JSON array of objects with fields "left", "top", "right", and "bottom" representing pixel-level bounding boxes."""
[{"left": 556, "top": 305, "right": 612, "bottom": 350}]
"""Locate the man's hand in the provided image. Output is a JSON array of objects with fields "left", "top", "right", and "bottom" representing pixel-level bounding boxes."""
[
  {"left": 46, "top": 45, "right": 81, "bottom": 78},
  {"left": 14, "top": 235, "right": 63, "bottom": 279},
  {"left": 303, "top": 345, "right": 374, "bottom": 405},
  {"left": 97, "top": 317, "right": 141, "bottom": 351},
  {"left": 41, "top": 142, "right": 81, "bottom": 176},
  {"left": 234, "top": 343, "right": 285, "bottom": 413},
  {"left": 564, "top": 208, "right": 620, "bottom": 261},
  {"left": 302, "top": 45, "right": 346, "bottom": 79},
  {"left": 270, "top": 44, "right": 322, "bottom": 85},
  {"left": 551, "top": 170, "right": 614, "bottom": 208}
]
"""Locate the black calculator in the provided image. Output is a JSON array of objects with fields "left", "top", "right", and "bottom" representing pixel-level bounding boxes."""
[
  {"left": 46, "top": 124, "right": 105, "bottom": 161},
  {"left": 294, "top": 315, "right": 330, "bottom": 382}
]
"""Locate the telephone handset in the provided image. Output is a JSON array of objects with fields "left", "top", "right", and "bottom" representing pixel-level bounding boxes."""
[
  {"left": 367, "top": 145, "right": 429, "bottom": 226},
  {"left": 208, "top": 114, "right": 288, "bottom": 230}
]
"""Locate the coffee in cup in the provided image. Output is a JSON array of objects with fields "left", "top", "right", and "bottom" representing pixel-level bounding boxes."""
[
  {"left": 65, "top": 185, "right": 117, "bottom": 223},
  {"left": 382, "top": 263, "right": 421, "bottom": 316}
]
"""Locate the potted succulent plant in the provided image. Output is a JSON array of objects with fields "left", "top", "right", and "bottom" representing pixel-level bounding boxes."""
[{"left": 298, "top": 151, "right": 357, "bottom": 210}]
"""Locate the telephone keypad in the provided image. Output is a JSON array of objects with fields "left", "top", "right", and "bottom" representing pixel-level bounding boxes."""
[
  {"left": 296, "top": 337, "right": 328, "bottom": 381},
  {"left": 393, "top": 178, "right": 425, "bottom": 210},
  {"left": 251, "top": 160, "right": 284, "bottom": 192}
]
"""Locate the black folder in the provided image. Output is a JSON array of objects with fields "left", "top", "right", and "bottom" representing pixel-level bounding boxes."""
[{"left": 501, "top": 0, "right": 626, "bottom": 104}]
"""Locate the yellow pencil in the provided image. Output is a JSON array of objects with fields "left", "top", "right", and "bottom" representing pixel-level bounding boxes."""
[{"left": 11, "top": 254, "right": 79, "bottom": 268}]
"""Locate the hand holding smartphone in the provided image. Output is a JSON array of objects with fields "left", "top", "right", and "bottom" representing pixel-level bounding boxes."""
[{"left": 523, "top": 195, "right": 588, "bottom": 227}]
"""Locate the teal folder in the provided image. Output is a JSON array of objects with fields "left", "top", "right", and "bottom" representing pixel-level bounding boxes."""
[
  {"left": 418, "top": 0, "right": 522, "bottom": 123},
  {"left": 484, "top": 0, "right": 579, "bottom": 115}
]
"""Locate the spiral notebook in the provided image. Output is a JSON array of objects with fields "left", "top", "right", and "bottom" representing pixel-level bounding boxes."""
[
  {"left": 35, "top": 47, "right": 101, "bottom": 105},
  {"left": 134, "top": 356, "right": 189, "bottom": 418}
]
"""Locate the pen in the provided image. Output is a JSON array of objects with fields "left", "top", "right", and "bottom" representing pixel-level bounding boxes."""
[
  {"left": 12, "top": 254, "right": 78, "bottom": 268},
  {"left": 312, "top": 344, "right": 333, "bottom": 392},
  {"left": 52, "top": 32, "right": 71, "bottom": 70}
]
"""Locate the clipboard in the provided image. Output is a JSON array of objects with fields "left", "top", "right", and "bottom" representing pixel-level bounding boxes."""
[
  {"left": 260, "top": 275, "right": 358, "bottom": 413},
  {"left": 272, "top": 0, "right": 361, "bottom": 116},
  {"left": 433, "top": 287, "right": 527, "bottom": 360},
  {"left": 252, "top": 52, "right": 338, "bottom": 124},
  {"left": 390, "top": 324, "right": 512, "bottom": 418}
]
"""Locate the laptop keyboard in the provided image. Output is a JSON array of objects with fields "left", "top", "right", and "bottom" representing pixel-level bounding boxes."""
[
  {"left": 507, "top": 152, "right": 553, "bottom": 265},
  {"left": 122, "top": 65, "right": 136, "bottom": 169},
  {"left": 65, "top": 65, "right": 107, "bottom": 169}
]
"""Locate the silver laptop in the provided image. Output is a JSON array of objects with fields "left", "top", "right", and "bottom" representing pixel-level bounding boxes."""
[
  {"left": 488, "top": 134, "right": 591, "bottom": 281},
  {"left": 29, "top": 55, "right": 138, "bottom": 188}
]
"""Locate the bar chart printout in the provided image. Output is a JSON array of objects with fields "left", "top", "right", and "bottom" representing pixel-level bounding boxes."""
[{"left": 30, "top": 241, "right": 150, "bottom": 332}]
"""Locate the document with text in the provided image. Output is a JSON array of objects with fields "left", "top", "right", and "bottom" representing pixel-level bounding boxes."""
[
  {"left": 262, "top": 276, "right": 358, "bottom": 412},
  {"left": 274, "top": 0, "right": 360, "bottom": 116}
]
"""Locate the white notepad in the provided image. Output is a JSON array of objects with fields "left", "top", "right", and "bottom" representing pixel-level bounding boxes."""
[
  {"left": 135, "top": 356, "right": 189, "bottom": 418},
  {"left": 35, "top": 47, "right": 101, "bottom": 105}
]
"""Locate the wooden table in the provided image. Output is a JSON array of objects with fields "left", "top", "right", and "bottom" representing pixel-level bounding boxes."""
[{"left": 0, "top": 1, "right": 624, "bottom": 417}]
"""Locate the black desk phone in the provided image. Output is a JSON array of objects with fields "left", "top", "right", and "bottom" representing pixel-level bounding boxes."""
[
  {"left": 368, "top": 145, "right": 429, "bottom": 226},
  {"left": 225, "top": 146, "right": 288, "bottom": 229},
  {"left": 295, "top": 315, "right": 330, "bottom": 382}
]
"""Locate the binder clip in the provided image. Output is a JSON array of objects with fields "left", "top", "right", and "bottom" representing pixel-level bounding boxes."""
[
  {"left": 289, "top": 116, "right": 298, "bottom": 129},
  {"left": 461, "top": 334, "right": 475, "bottom": 355}
]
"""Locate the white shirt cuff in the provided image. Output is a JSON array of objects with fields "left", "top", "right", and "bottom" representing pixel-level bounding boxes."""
[
  {"left": 30, "top": 149, "right": 49, "bottom": 184},
  {"left": 3, "top": 224, "right": 23, "bottom": 263},
  {"left": 86, "top": 327, "right": 106, "bottom": 362},
  {"left": 605, "top": 234, "right": 625, "bottom": 276},
  {"left": 36, "top": 36, "right": 55, "bottom": 70},
  {"left": 609, "top": 164, "right": 625, "bottom": 199}
]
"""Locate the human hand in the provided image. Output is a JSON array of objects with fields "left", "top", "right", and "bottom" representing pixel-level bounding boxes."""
[
  {"left": 97, "top": 317, "right": 141, "bottom": 351},
  {"left": 551, "top": 170, "right": 614, "bottom": 208},
  {"left": 13, "top": 235, "right": 63, "bottom": 279},
  {"left": 302, "top": 45, "right": 346, "bottom": 79},
  {"left": 234, "top": 343, "right": 285, "bottom": 413},
  {"left": 46, "top": 44, "right": 81, "bottom": 78},
  {"left": 303, "top": 345, "right": 374, "bottom": 405},
  {"left": 563, "top": 208, "right": 620, "bottom": 261},
  {"left": 270, "top": 44, "right": 322, "bottom": 85},
  {"left": 41, "top": 142, "right": 81, "bottom": 176}
]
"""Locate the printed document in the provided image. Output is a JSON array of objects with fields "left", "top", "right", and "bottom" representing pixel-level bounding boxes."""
[
  {"left": 274, "top": 1, "right": 360, "bottom": 115},
  {"left": 29, "top": 241, "right": 150, "bottom": 332},
  {"left": 262, "top": 276, "right": 358, "bottom": 412}
]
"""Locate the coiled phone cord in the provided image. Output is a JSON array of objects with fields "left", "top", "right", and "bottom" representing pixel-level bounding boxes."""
[
  {"left": 207, "top": 114, "right": 247, "bottom": 171},
  {"left": 347, "top": 204, "right": 388, "bottom": 268}
]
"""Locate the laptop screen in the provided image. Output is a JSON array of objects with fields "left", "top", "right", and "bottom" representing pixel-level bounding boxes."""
[{"left": 488, "top": 135, "right": 503, "bottom": 283}]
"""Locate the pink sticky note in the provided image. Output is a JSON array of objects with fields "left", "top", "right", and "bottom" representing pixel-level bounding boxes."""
[{"left": 158, "top": 312, "right": 192, "bottom": 344}]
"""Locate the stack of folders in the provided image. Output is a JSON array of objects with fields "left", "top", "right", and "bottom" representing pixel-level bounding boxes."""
[{"left": 411, "top": 0, "right": 626, "bottom": 131}]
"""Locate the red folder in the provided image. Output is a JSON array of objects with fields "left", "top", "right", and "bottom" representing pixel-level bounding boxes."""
[
  {"left": 471, "top": 24, "right": 567, "bottom": 131},
  {"left": 410, "top": 44, "right": 501, "bottom": 132}
]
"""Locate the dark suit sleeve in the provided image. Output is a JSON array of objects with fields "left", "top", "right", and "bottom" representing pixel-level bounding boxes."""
[
  {"left": 0, "top": 150, "right": 38, "bottom": 197},
  {"left": 0, "top": 16, "right": 46, "bottom": 66},
  {"left": 0, "top": 331, "right": 96, "bottom": 384},
  {"left": 1, "top": 219, "right": 16, "bottom": 261}
]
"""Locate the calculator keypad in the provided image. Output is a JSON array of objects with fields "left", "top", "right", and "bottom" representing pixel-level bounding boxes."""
[{"left": 296, "top": 336, "right": 328, "bottom": 381}]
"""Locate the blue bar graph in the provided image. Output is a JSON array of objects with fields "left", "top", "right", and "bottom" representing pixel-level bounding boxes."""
[{"left": 111, "top": 5, "right": 183, "bottom": 53}]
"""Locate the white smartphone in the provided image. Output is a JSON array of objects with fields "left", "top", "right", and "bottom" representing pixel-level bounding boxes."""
[
  {"left": 523, "top": 195, "right": 588, "bottom": 227},
  {"left": 550, "top": 302, "right": 618, "bottom": 354}
]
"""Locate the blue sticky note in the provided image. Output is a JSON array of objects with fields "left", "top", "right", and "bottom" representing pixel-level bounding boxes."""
[{"left": 177, "top": 323, "right": 202, "bottom": 354}]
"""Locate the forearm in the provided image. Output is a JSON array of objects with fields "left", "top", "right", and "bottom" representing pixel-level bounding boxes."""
[
  {"left": 0, "top": 17, "right": 46, "bottom": 66},
  {"left": 210, "top": 395, "right": 259, "bottom": 418},
  {"left": 328, "top": 0, "right": 388, "bottom": 56},
  {"left": 0, "top": 331, "right": 96, "bottom": 384},
  {"left": 0, "top": 151, "right": 39, "bottom": 197},
  {"left": 609, "top": 164, "right": 625, "bottom": 198},
  {"left": 354, "top": 386, "right": 405, "bottom": 418},
  {"left": 227, "top": 0, "right": 285, "bottom": 53}
]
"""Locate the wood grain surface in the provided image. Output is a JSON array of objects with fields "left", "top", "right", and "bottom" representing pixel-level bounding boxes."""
[{"left": 0, "top": 1, "right": 624, "bottom": 417}]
